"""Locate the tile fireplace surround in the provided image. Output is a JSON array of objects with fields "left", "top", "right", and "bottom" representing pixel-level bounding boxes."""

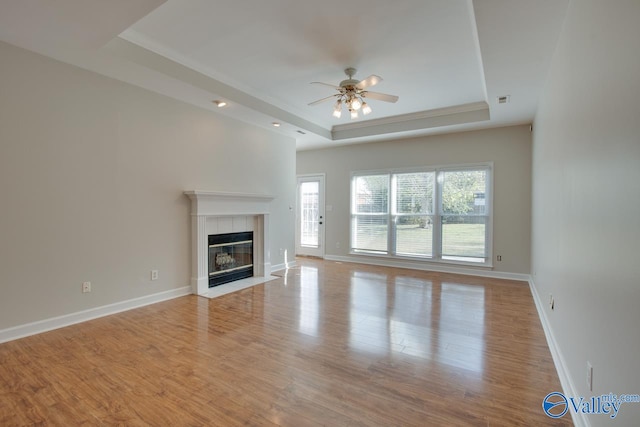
[{"left": 184, "top": 191, "right": 275, "bottom": 296}]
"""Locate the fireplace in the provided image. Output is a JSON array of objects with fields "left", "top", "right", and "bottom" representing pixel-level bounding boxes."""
[
  {"left": 209, "top": 231, "right": 253, "bottom": 287},
  {"left": 184, "top": 191, "right": 274, "bottom": 296}
]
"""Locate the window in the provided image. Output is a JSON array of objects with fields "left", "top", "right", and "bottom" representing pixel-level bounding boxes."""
[
  {"left": 394, "top": 172, "right": 434, "bottom": 258},
  {"left": 352, "top": 175, "right": 389, "bottom": 253},
  {"left": 440, "top": 169, "right": 488, "bottom": 263},
  {"left": 350, "top": 165, "right": 491, "bottom": 265}
]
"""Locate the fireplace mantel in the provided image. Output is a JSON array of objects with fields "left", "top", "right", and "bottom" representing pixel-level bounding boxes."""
[
  {"left": 184, "top": 191, "right": 275, "bottom": 296},
  {"left": 184, "top": 191, "right": 275, "bottom": 216}
]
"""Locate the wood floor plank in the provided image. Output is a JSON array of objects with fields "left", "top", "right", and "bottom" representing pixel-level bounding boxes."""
[{"left": 0, "top": 258, "right": 571, "bottom": 425}]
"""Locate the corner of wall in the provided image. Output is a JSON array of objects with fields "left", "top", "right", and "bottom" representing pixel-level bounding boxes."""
[{"left": 528, "top": 276, "right": 590, "bottom": 427}]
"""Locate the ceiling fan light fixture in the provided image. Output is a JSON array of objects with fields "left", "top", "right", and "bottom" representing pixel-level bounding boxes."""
[
  {"left": 332, "top": 101, "right": 342, "bottom": 118},
  {"left": 308, "top": 67, "right": 398, "bottom": 120},
  {"left": 213, "top": 100, "right": 227, "bottom": 108}
]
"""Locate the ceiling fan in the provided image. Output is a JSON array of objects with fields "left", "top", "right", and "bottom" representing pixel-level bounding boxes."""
[{"left": 308, "top": 67, "right": 399, "bottom": 119}]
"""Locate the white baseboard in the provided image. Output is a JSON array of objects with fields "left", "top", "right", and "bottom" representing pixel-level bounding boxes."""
[
  {"left": 271, "top": 259, "right": 297, "bottom": 273},
  {"left": 0, "top": 286, "right": 192, "bottom": 344},
  {"left": 528, "top": 277, "right": 590, "bottom": 427},
  {"left": 324, "top": 254, "right": 530, "bottom": 282}
]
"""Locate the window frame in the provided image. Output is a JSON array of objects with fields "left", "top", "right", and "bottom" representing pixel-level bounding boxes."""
[
  {"left": 350, "top": 163, "right": 493, "bottom": 268},
  {"left": 350, "top": 173, "right": 391, "bottom": 255}
]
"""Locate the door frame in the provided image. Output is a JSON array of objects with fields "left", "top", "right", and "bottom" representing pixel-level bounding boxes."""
[{"left": 295, "top": 174, "right": 326, "bottom": 258}]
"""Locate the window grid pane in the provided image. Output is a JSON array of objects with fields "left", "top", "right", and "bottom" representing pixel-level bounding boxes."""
[
  {"left": 352, "top": 215, "right": 388, "bottom": 253},
  {"left": 354, "top": 175, "right": 388, "bottom": 214},
  {"left": 441, "top": 170, "right": 488, "bottom": 216},
  {"left": 395, "top": 172, "right": 434, "bottom": 214},
  {"left": 441, "top": 216, "right": 486, "bottom": 260},
  {"left": 395, "top": 215, "right": 433, "bottom": 257}
]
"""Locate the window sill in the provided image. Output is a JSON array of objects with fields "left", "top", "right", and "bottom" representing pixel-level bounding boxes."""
[{"left": 350, "top": 250, "right": 494, "bottom": 270}]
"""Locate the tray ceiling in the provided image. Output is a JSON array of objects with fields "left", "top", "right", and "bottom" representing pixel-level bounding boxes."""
[{"left": 0, "top": 0, "right": 569, "bottom": 150}]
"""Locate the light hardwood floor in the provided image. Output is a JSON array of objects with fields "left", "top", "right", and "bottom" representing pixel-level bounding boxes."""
[{"left": 0, "top": 258, "right": 571, "bottom": 426}]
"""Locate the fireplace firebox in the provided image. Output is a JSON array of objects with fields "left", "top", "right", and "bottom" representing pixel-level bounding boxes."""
[{"left": 208, "top": 231, "right": 254, "bottom": 287}]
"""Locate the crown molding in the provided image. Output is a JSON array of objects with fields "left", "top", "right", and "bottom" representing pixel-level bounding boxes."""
[
  {"left": 331, "top": 101, "right": 490, "bottom": 140},
  {"left": 332, "top": 101, "right": 488, "bottom": 131}
]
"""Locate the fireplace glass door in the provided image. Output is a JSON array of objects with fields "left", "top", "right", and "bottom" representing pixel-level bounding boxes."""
[{"left": 208, "top": 231, "right": 254, "bottom": 287}]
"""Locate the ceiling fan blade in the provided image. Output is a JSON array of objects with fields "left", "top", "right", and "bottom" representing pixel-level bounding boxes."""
[
  {"left": 362, "top": 91, "right": 399, "bottom": 103},
  {"left": 308, "top": 94, "right": 338, "bottom": 106},
  {"left": 356, "top": 75, "right": 382, "bottom": 90},
  {"left": 311, "top": 81, "right": 342, "bottom": 90}
]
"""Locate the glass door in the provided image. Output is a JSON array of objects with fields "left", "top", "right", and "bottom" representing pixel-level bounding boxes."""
[{"left": 296, "top": 175, "right": 325, "bottom": 257}]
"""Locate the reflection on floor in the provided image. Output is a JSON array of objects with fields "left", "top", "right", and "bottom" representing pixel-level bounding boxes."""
[{"left": 0, "top": 258, "right": 571, "bottom": 426}]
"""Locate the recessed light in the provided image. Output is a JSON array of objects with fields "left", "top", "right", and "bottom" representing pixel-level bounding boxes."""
[
  {"left": 213, "top": 100, "right": 227, "bottom": 107},
  {"left": 272, "top": 122, "right": 281, "bottom": 127}
]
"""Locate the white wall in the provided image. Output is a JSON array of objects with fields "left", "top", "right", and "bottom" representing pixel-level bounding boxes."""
[
  {"left": 0, "top": 41, "right": 296, "bottom": 330},
  {"left": 297, "top": 125, "right": 532, "bottom": 275},
  {"left": 531, "top": 0, "right": 640, "bottom": 425}
]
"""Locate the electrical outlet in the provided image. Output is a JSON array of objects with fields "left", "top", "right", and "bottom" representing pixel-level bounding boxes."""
[
  {"left": 587, "top": 362, "right": 593, "bottom": 391},
  {"left": 336, "top": 242, "right": 341, "bottom": 248},
  {"left": 497, "top": 255, "right": 502, "bottom": 261},
  {"left": 82, "top": 281, "right": 91, "bottom": 293},
  {"left": 151, "top": 270, "right": 159, "bottom": 281}
]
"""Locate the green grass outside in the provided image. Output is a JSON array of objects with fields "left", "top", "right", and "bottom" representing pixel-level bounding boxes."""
[{"left": 355, "top": 223, "right": 485, "bottom": 257}]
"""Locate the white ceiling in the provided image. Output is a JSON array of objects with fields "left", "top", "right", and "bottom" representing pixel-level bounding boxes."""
[{"left": 0, "top": 0, "right": 569, "bottom": 151}]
